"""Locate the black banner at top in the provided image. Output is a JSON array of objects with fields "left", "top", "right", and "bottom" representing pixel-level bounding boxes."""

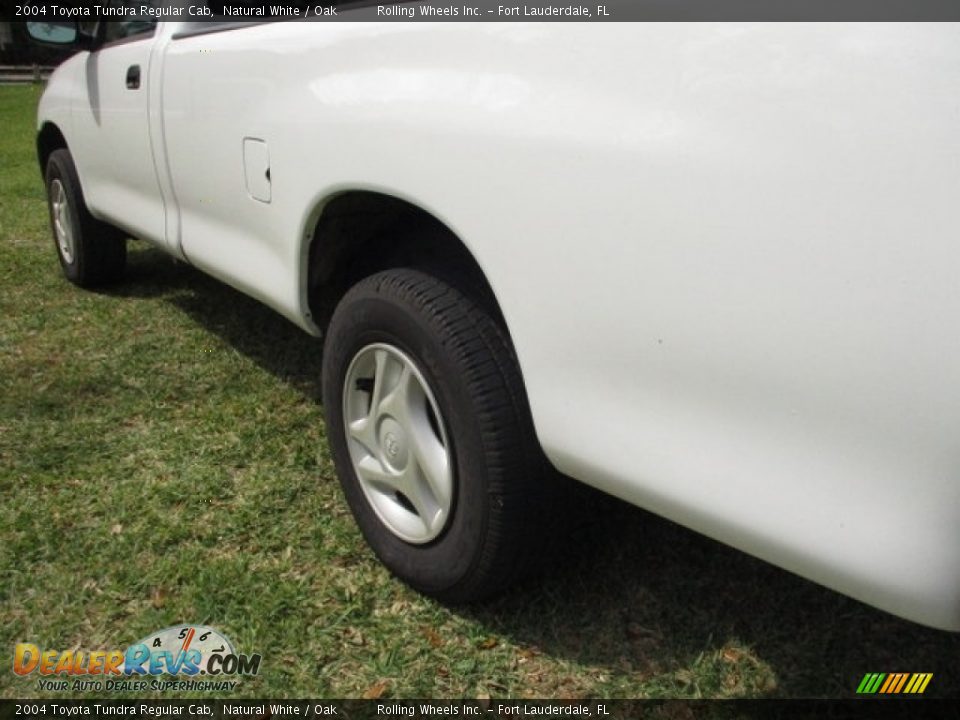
[{"left": 6, "top": 0, "right": 960, "bottom": 22}]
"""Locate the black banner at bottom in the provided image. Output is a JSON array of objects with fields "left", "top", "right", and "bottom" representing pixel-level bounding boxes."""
[{"left": 1, "top": 699, "right": 959, "bottom": 720}]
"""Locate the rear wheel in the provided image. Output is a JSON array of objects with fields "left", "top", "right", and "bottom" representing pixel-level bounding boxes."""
[
  {"left": 322, "top": 268, "right": 552, "bottom": 602},
  {"left": 44, "top": 148, "right": 126, "bottom": 287}
]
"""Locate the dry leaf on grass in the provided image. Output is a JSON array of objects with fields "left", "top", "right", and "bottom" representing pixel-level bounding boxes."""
[
  {"left": 362, "top": 680, "right": 389, "bottom": 699},
  {"left": 421, "top": 626, "right": 443, "bottom": 648},
  {"left": 343, "top": 627, "right": 366, "bottom": 646},
  {"left": 721, "top": 647, "right": 745, "bottom": 664}
]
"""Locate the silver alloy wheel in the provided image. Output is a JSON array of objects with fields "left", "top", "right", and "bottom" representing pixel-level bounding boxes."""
[
  {"left": 50, "top": 179, "right": 75, "bottom": 264},
  {"left": 343, "top": 343, "right": 454, "bottom": 544}
]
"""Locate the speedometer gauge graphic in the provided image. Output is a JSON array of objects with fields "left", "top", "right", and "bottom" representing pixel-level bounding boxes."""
[{"left": 128, "top": 624, "right": 236, "bottom": 675}]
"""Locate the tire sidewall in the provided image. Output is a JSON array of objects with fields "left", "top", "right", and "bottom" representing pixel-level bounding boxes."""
[
  {"left": 45, "top": 151, "right": 85, "bottom": 284},
  {"left": 323, "top": 286, "right": 494, "bottom": 596}
]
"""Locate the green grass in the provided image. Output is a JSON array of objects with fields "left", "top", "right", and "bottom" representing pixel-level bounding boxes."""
[{"left": 1, "top": 83, "right": 958, "bottom": 701}]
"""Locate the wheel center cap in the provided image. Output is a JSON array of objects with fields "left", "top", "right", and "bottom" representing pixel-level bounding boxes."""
[{"left": 379, "top": 418, "right": 408, "bottom": 470}]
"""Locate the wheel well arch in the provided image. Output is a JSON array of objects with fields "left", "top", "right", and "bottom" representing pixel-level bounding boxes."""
[
  {"left": 37, "top": 122, "right": 68, "bottom": 176},
  {"left": 305, "top": 190, "right": 506, "bottom": 333}
]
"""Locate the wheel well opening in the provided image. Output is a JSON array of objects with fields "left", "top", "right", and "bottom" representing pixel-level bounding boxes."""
[
  {"left": 307, "top": 192, "right": 505, "bottom": 332},
  {"left": 37, "top": 122, "right": 68, "bottom": 176}
]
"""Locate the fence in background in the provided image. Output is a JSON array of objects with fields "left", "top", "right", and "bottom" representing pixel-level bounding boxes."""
[{"left": 0, "top": 65, "right": 54, "bottom": 85}]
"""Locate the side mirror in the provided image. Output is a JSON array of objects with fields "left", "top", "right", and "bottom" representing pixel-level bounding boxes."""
[{"left": 26, "top": 21, "right": 80, "bottom": 47}]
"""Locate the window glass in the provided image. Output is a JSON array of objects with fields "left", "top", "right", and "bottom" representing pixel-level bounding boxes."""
[{"left": 103, "top": 0, "right": 158, "bottom": 42}]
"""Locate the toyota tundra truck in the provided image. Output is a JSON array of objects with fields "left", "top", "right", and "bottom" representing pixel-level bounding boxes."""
[{"left": 28, "top": 15, "right": 960, "bottom": 631}]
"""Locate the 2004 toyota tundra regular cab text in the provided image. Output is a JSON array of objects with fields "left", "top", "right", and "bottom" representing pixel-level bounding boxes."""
[{"left": 28, "top": 17, "right": 960, "bottom": 631}]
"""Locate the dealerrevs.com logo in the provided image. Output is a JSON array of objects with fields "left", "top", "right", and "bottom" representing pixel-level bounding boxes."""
[{"left": 13, "top": 625, "right": 261, "bottom": 693}]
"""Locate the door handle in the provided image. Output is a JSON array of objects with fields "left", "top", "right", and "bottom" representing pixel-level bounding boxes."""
[{"left": 126, "top": 65, "right": 140, "bottom": 89}]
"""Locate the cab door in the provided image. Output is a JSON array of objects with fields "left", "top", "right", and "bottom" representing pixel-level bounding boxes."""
[{"left": 70, "top": 6, "right": 167, "bottom": 247}]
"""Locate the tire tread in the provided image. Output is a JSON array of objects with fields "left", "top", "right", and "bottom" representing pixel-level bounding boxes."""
[
  {"left": 45, "top": 148, "right": 126, "bottom": 287},
  {"left": 326, "top": 268, "right": 556, "bottom": 602}
]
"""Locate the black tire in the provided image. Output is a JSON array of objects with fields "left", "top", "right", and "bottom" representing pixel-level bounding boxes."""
[
  {"left": 44, "top": 148, "right": 126, "bottom": 287},
  {"left": 322, "top": 268, "right": 552, "bottom": 603}
]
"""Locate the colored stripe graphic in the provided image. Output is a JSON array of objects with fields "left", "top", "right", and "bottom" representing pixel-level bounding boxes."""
[
  {"left": 856, "top": 673, "right": 884, "bottom": 693},
  {"left": 857, "top": 672, "right": 932, "bottom": 694},
  {"left": 879, "top": 674, "right": 895, "bottom": 693},
  {"left": 905, "top": 673, "right": 933, "bottom": 694},
  {"left": 893, "top": 673, "right": 909, "bottom": 693}
]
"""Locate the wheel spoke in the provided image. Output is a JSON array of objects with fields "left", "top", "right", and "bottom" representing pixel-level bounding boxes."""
[
  {"left": 367, "top": 349, "right": 388, "bottom": 420},
  {"left": 342, "top": 342, "right": 454, "bottom": 545},
  {"left": 378, "top": 364, "right": 413, "bottom": 426},
  {"left": 355, "top": 455, "right": 400, "bottom": 493},
  {"left": 409, "top": 423, "right": 452, "bottom": 511},
  {"left": 398, "top": 465, "right": 443, "bottom": 534},
  {"left": 347, "top": 417, "right": 376, "bottom": 457},
  {"left": 347, "top": 349, "right": 389, "bottom": 453},
  {"left": 50, "top": 180, "right": 74, "bottom": 263}
]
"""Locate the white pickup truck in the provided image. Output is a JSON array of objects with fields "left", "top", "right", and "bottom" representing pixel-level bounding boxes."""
[{"left": 29, "top": 16, "right": 960, "bottom": 631}]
